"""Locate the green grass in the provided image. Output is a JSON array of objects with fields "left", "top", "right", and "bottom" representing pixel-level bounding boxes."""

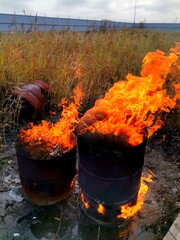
[
  {"left": 0, "top": 159, "right": 8, "bottom": 170},
  {"left": 0, "top": 29, "right": 179, "bottom": 129}
]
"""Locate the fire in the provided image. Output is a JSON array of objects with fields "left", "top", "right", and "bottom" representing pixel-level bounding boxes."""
[
  {"left": 18, "top": 84, "right": 83, "bottom": 158},
  {"left": 77, "top": 44, "right": 180, "bottom": 147},
  {"left": 117, "top": 174, "right": 153, "bottom": 219},
  {"left": 80, "top": 175, "right": 153, "bottom": 219},
  {"left": 170, "top": 42, "right": 180, "bottom": 56},
  {"left": 97, "top": 203, "right": 105, "bottom": 214},
  {"left": 75, "top": 68, "right": 82, "bottom": 79},
  {"left": 80, "top": 193, "right": 90, "bottom": 209}
]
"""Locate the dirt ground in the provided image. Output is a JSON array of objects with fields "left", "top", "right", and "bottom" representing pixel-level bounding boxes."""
[{"left": 0, "top": 114, "right": 179, "bottom": 240}]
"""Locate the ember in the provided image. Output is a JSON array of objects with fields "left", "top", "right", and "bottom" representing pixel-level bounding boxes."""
[
  {"left": 17, "top": 84, "right": 83, "bottom": 159},
  {"left": 97, "top": 203, "right": 105, "bottom": 215},
  {"left": 80, "top": 193, "right": 90, "bottom": 209}
]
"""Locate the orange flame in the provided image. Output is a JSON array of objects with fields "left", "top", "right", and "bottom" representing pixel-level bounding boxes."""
[
  {"left": 170, "top": 42, "right": 180, "bottom": 56},
  {"left": 80, "top": 193, "right": 90, "bottom": 209},
  {"left": 117, "top": 174, "right": 153, "bottom": 219},
  {"left": 75, "top": 68, "right": 82, "bottom": 79},
  {"left": 18, "top": 84, "right": 83, "bottom": 156},
  {"left": 80, "top": 175, "right": 153, "bottom": 219},
  {"left": 77, "top": 44, "right": 180, "bottom": 147},
  {"left": 97, "top": 203, "right": 105, "bottom": 214}
]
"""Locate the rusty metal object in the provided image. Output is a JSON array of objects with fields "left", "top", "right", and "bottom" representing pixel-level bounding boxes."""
[
  {"left": 16, "top": 145, "right": 76, "bottom": 205},
  {"left": 77, "top": 131, "right": 147, "bottom": 225},
  {"left": 32, "top": 80, "right": 50, "bottom": 93},
  {"left": 13, "top": 80, "right": 50, "bottom": 119}
]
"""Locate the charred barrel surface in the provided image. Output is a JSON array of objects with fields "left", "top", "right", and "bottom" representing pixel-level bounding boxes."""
[
  {"left": 77, "top": 132, "right": 147, "bottom": 224},
  {"left": 16, "top": 147, "right": 76, "bottom": 205}
]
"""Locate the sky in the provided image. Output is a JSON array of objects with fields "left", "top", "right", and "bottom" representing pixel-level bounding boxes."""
[{"left": 0, "top": 0, "right": 180, "bottom": 23}]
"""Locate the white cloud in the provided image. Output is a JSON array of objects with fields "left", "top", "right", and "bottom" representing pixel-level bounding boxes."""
[{"left": 0, "top": 0, "right": 179, "bottom": 22}]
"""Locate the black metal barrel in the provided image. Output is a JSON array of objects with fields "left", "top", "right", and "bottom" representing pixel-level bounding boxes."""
[
  {"left": 77, "top": 131, "right": 147, "bottom": 225},
  {"left": 16, "top": 147, "right": 76, "bottom": 205}
]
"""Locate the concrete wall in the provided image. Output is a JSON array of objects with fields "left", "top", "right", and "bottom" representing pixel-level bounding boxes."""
[{"left": 0, "top": 13, "right": 180, "bottom": 33}]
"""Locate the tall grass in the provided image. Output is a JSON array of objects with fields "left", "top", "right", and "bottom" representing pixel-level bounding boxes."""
[{"left": 0, "top": 29, "right": 179, "bottom": 129}]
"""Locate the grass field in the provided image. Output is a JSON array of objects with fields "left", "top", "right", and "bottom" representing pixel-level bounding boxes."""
[{"left": 0, "top": 29, "right": 180, "bottom": 129}]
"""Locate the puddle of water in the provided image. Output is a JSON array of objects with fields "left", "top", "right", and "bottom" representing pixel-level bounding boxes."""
[{"left": 0, "top": 192, "right": 156, "bottom": 240}]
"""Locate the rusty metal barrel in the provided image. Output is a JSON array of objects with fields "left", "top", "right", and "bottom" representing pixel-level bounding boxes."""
[
  {"left": 16, "top": 146, "right": 76, "bottom": 205},
  {"left": 77, "top": 131, "right": 147, "bottom": 225}
]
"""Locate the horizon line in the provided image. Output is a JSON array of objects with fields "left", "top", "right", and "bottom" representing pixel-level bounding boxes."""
[{"left": 0, "top": 12, "right": 180, "bottom": 24}]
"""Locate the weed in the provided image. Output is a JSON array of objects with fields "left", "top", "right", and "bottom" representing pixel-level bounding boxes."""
[{"left": 0, "top": 29, "right": 179, "bottom": 129}]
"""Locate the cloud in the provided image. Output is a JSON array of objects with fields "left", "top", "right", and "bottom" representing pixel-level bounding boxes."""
[
  {"left": 56, "top": 0, "right": 89, "bottom": 7},
  {"left": 0, "top": 0, "right": 179, "bottom": 22},
  {"left": 122, "top": 0, "right": 180, "bottom": 22},
  {"left": 1, "top": 0, "right": 32, "bottom": 13},
  {"left": 137, "top": 0, "right": 180, "bottom": 12}
]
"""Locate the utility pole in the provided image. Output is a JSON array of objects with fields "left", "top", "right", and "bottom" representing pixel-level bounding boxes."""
[{"left": 133, "top": 0, "right": 137, "bottom": 27}]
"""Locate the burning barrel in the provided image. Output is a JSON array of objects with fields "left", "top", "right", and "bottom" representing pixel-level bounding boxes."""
[
  {"left": 76, "top": 44, "right": 180, "bottom": 225},
  {"left": 16, "top": 138, "right": 76, "bottom": 205},
  {"left": 15, "top": 83, "right": 83, "bottom": 205},
  {"left": 77, "top": 131, "right": 147, "bottom": 225}
]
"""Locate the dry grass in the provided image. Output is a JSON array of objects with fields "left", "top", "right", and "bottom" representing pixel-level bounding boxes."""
[{"left": 0, "top": 29, "right": 179, "bottom": 128}]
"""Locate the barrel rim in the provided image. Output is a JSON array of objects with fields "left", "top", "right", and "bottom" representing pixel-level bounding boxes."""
[
  {"left": 16, "top": 144, "right": 76, "bottom": 162},
  {"left": 77, "top": 130, "right": 148, "bottom": 151},
  {"left": 16, "top": 132, "right": 77, "bottom": 161}
]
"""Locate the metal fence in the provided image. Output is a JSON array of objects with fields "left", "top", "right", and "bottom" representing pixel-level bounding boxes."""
[{"left": 0, "top": 13, "right": 180, "bottom": 33}]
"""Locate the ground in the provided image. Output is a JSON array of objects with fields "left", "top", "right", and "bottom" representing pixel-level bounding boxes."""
[{"left": 0, "top": 116, "right": 179, "bottom": 240}]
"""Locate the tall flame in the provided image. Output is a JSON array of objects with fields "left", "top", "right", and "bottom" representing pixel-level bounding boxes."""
[
  {"left": 77, "top": 43, "right": 180, "bottom": 147},
  {"left": 18, "top": 84, "right": 83, "bottom": 157}
]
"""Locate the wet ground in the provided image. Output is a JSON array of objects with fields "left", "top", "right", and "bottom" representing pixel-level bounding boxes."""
[{"left": 0, "top": 127, "right": 179, "bottom": 240}]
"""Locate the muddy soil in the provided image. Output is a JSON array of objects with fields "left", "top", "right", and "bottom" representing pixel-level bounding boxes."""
[{"left": 0, "top": 122, "right": 179, "bottom": 240}]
